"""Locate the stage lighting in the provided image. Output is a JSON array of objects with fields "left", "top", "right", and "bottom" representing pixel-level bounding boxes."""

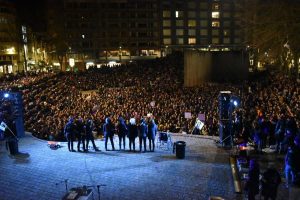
[
  {"left": 233, "top": 100, "right": 238, "bottom": 107},
  {"left": 4, "top": 93, "right": 9, "bottom": 98}
]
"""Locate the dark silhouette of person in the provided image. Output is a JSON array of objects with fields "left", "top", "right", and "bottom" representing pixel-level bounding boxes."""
[
  {"left": 245, "top": 159, "right": 260, "bottom": 200},
  {"left": 138, "top": 118, "right": 148, "bottom": 152},
  {"left": 64, "top": 117, "right": 76, "bottom": 152},
  {"left": 117, "top": 116, "right": 127, "bottom": 150},
  {"left": 148, "top": 119, "right": 157, "bottom": 152},
  {"left": 261, "top": 167, "right": 281, "bottom": 200},
  {"left": 75, "top": 116, "right": 86, "bottom": 152},
  {"left": 85, "top": 116, "right": 100, "bottom": 151},
  {"left": 103, "top": 117, "right": 115, "bottom": 151},
  {"left": 128, "top": 118, "right": 138, "bottom": 152}
]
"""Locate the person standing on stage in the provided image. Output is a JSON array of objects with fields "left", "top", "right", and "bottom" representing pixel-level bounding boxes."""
[
  {"left": 117, "top": 116, "right": 127, "bottom": 150},
  {"left": 128, "top": 118, "right": 138, "bottom": 152},
  {"left": 75, "top": 116, "right": 86, "bottom": 152},
  {"left": 64, "top": 117, "right": 76, "bottom": 152},
  {"left": 148, "top": 119, "right": 157, "bottom": 152},
  {"left": 103, "top": 117, "right": 115, "bottom": 151},
  {"left": 85, "top": 116, "right": 100, "bottom": 151},
  {"left": 139, "top": 118, "right": 148, "bottom": 152}
]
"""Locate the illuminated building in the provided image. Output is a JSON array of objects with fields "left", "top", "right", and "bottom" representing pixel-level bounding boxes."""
[{"left": 0, "top": 0, "right": 18, "bottom": 75}]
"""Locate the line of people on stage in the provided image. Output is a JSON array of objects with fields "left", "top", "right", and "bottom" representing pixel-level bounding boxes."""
[{"left": 64, "top": 115, "right": 158, "bottom": 153}]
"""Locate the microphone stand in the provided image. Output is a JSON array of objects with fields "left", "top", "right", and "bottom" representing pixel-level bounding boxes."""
[{"left": 96, "top": 184, "right": 106, "bottom": 200}]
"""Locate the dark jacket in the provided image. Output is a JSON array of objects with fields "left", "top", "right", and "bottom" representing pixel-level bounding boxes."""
[
  {"left": 148, "top": 120, "right": 157, "bottom": 139},
  {"left": 128, "top": 123, "right": 138, "bottom": 138},
  {"left": 117, "top": 117, "right": 128, "bottom": 137},
  {"left": 139, "top": 121, "right": 148, "bottom": 138}
]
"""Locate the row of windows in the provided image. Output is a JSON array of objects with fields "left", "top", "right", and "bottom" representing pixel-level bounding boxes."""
[
  {"left": 163, "top": 37, "right": 241, "bottom": 45},
  {"left": 163, "top": 19, "right": 239, "bottom": 28},
  {"left": 164, "top": 10, "right": 231, "bottom": 18},
  {"left": 162, "top": 29, "right": 238, "bottom": 36},
  {"left": 162, "top": 2, "right": 232, "bottom": 11}
]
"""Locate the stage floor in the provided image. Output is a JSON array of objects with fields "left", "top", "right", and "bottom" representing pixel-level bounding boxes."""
[{"left": 0, "top": 134, "right": 248, "bottom": 200}]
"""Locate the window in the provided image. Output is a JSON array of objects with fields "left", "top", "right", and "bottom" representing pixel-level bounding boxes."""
[
  {"left": 212, "top": 21, "right": 220, "bottom": 27},
  {"left": 223, "top": 21, "right": 231, "bottom": 27},
  {"left": 223, "top": 12, "right": 230, "bottom": 18},
  {"left": 188, "top": 20, "right": 196, "bottom": 27},
  {"left": 199, "top": 2, "right": 208, "bottom": 9},
  {"left": 212, "top": 37, "right": 219, "bottom": 44},
  {"left": 188, "top": 29, "right": 196, "bottom": 36},
  {"left": 163, "top": 29, "right": 171, "bottom": 36},
  {"left": 176, "top": 20, "right": 184, "bottom": 26},
  {"left": 188, "top": 11, "right": 196, "bottom": 18},
  {"left": 188, "top": 38, "right": 196, "bottom": 44},
  {"left": 163, "top": 38, "right": 171, "bottom": 45},
  {"left": 200, "top": 12, "right": 208, "bottom": 18},
  {"left": 163, "top": 11, "right": 171, "bottom": 18},
  {"left": 175, "top": 11, "right": 184, "bottom": 18},
  {"left": 223, "top": 30, "right": 230, "bottom": 36},
  {"left": 176, "top": 29, "right": 184, "bottom": 36},
  {"left": 200, "top": 29, "right": 208, "bottom": 36},
  {"left": 176, "top": 38, "right": 184, "bottom": 45},
  {"left": 188, "top": 2, "right": 196, "bottom": 9},
  {"left": 234, "top": 38, "right": 241, "bottom": 44},
  {"left": 212, "top": 29, "right": 219, "bottom": 36},
  {"left": 212, "top": 3, "right": 220, "bottom": 10},
  {"left": 200, "top": 20, "right": 208, "bottom": 27},
  {"left": 212, "top": 11, "right": 220, "bottom": 19},
  {"left": 163, "top": 20, "right": 171, "bottom": 27},
  {"left": 223, "top": 38, "right": 230, "bottom": 44}
]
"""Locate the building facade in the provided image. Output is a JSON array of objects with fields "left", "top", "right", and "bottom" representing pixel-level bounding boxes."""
[
  {"left": 160, "top": 0, "right": 243, "bottom": 54},
  {"left": 0, "top": 0, "right": 19, "bottom": 75},
  {"left": 47, "top": 0, "right": 244, "bottom": 69}
]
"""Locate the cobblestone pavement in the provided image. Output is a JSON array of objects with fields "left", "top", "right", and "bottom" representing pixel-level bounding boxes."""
[{"left": 0, "top": 133, "right": 244, "bottom": 200}]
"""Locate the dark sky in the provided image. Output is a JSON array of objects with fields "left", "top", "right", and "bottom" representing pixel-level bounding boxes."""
[{"left": 15, "top": 0, "right": 47, "bottom": 32}]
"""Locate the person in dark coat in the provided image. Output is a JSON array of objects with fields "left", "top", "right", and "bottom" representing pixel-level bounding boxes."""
[
  {"left": 275, "top": 114, "right": 286, "bottom": 153},
  {"left": 138, "top": 118, "right": 148, "bottom": 152},
  {"left": 128, "top": 118, "right": 138, "bottom": 152},
  {"left": 75, "top": 116, "right": 86, "bottom": 152},
  {"left": 64, "top": 117, "right": 75, "bottom": 152},
  {"left": 261, "top": 167, "right": 281, "bottom": 200},
  {"left": 245, "top": 159, "right": 260, "bottom": 200},
  {"left": 148, "top": 119, "right": 157, "bottom": 152},
  {"left": 117, "top": 116, "right": 127, "bottom": 150},
  {"left": 85, "top": 116, "right": 100, "bottom": 151},
  {"left": 103, "top": 117, "right": 115, "bottom": 151}
]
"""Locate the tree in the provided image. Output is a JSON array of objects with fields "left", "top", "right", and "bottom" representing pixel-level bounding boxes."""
[{"left": 241, "top": 0, "right": 300, "bottom": 78}]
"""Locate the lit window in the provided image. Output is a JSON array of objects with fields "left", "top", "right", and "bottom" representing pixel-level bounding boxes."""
[
  {"left": 188, "top": 29, "right": 196, "bottom": 36},
  {"left": 212, "top": 12, "right": 220, "bottom": 19},
  {"left": 175, "top": 11, "right": 183, "bottom": 18},
  {"left": 82, "top": 34, "right": 85, "bottom": 39},
  {"left": 176, "top": 20, "right": 184, "bottom": 26},
  {"left": 176, "top": 38, "right": 184, "bottom": 45},
  {"left": 212, "top": 21, "right": 220, "bottom": 27},
  {"left": 163, "top": 29, "right": 171, "bottom": 36},
  {"left": 163, "top": 38, "right": 171, "bottom": 45},
  {"left": 163, "top": 20, "right": 171, "bottom": 27},
  {"left": 200, "top": 29, "right": 208, "bottom": 36},
  {"left": 212, "top": 3, "right": 220, "bottom": 10},
  {"left": 188, "top": 38, "right": 196, "bottom": 44},
  {"left": 163, "top": 11, "right": 171, "bottom": 18},
  {"left": 212, "top": 38, "right": 219, "bottom": 44},
  {"left": 188, "top": 20, "right": 196, "bottom": 27},
  {"left": 176, "top": 29, "right": 184, "bottom": 36},
  {"left": 250, "top": 59, "right": 254, "bottom": 66}
]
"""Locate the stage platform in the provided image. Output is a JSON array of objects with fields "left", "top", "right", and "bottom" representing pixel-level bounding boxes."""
[{"left": 0, "top": 133, "right": 290, "bottom": 200}]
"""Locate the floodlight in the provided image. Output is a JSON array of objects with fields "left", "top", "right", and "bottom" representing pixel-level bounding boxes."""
[{"left": 4, "top": 93, "right": 9, "bottom": 98}]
